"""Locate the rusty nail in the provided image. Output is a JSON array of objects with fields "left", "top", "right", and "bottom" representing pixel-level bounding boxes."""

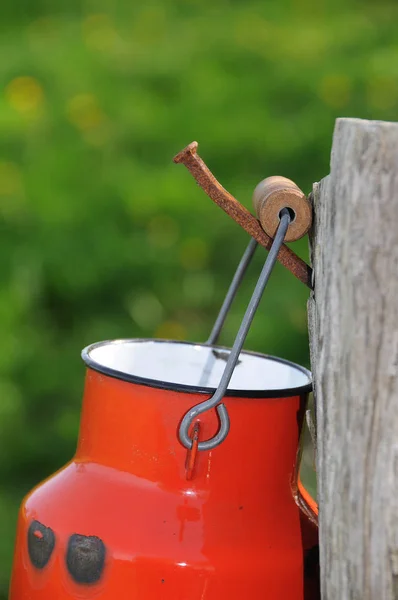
[{"left": 174, "top": 142, "right": 313, "bottom": 289}]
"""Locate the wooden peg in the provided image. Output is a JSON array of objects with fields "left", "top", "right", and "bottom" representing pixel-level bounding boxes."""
[{"left": 253, "top": 176, "right": 312, "bottom": 242}]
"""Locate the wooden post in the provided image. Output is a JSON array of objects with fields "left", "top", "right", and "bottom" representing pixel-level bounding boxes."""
[{"left": 308, "top": 118, "right": 398, "bottom": 599}]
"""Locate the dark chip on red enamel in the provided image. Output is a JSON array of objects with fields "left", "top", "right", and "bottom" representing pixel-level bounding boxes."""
[
  {"left": 66, "top": 534, "right": 106, "bottom": 585},
  {"left": 27, "top": 520, "right": 56, "bottom": 569}
]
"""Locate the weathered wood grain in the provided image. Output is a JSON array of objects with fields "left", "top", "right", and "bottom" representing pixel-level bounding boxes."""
[{"left": 308, "top": 118, "right": 398, "bottom": 599}]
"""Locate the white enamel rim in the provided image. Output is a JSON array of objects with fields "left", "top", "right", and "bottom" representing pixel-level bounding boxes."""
[{"left": 82, "top": 339, "right": 312, "bottom": 398}]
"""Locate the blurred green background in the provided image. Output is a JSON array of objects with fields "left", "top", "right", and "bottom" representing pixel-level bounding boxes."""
[{"left": 1, "top": 0, "right": 398, "bottom": 595}]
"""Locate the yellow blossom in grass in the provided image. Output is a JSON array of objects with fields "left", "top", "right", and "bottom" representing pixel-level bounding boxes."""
[
  {"left": 67, "top": 93, "right": 105, "bottom": 132},
  {"left": 154, "top": 320, "right": 186, "bottom": 340},
  {"left": 5, "top": 76, "right": 44, "bottom": 113},
  {"left": 318, "top": 74, "right": 352, "bottom": 109}
]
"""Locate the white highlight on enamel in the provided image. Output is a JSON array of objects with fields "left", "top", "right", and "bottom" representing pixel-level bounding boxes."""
[{"left": 88, "top": 340, "right": 310, "bottom": 391}]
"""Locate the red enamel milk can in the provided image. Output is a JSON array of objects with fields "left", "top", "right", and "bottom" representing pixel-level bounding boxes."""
[{"left": 9, "top": 208, "right": 319, "bottom": 599}]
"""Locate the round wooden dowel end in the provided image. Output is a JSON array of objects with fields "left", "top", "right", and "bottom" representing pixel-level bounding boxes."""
[{"left": 253, "top": 176, "right": 312, "bottom": 242}]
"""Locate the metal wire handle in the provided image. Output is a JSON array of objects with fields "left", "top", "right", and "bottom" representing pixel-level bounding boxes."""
[
  {"left": 206, "top": 237, "right": 258, "bottom": 346},
  {"left": 178, "top": 208, "right": 292, "bottom": 451}
]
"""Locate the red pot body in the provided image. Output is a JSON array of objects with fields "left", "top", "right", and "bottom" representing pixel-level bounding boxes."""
[{"left": 9, "top": 340, "right": 318, "bottom": 599}]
